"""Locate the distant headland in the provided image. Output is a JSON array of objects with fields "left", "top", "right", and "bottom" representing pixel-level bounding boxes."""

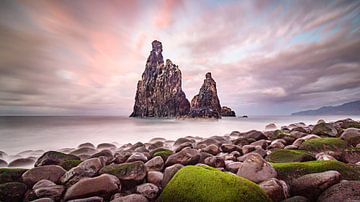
[{"left": 130, "top": 40, "right": 235, "bottom": 119}]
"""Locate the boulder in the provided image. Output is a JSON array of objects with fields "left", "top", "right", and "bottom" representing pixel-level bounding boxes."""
[
  {"left": 158, "top": 165, "right": 271, "bottom": 202},
  {"left": 70, "top": 148, "right": 97, "bottom": 156},
  {"left": 147, "top": 171, "right": 163, "bottom": 187},
  {"left": 61, "top": 158, "right": 103, "bottom": 186},
  {"left": 130, "top": 40, "right": 190, "bottom": 118},
  {"left": 165, "top": 148, "right": 200, "bottom": 166},
  {"left": 33, "top": 179, "right": 64, "bottom": 200},
  {"left": 290, "top": 171, "right": 341, "bottom": 200},
  {"left": 265, "top": 123, "right": 277, "bottom": 131},
  {"left": 281, "top": 196, "right": 309, "bottom": 202},
  {"left": 150, "top": 148, "right": 173, "bottom": 161},
  {"left": 265, "top": 149, "right": 315, "bottom": 163},
  {"left": 318, "top": 180, "right": 360, "bottom": 201},
  {"left": 315, "top": 152, "right": 337, "bottom": 161},
  {"left": 220, "top": 106, "right": 236, "bottom": 117},
  {"left": 0, "top": 182, "right": 27, "bottom": 202},
  {"left": 203, "top": 156, "right": 225, "bottom": 168},
  {"left": 111, "top": 194, "right": 148, "bottom": 202},
  {"left": 31, "top": 198, "right": 55, "bottom": 202},
  {"left": 312, "top": 122, "right": 338, "bottom": 137},
  {"left": 35, "top": 151, "right": 80, "bottom": 167},
  {"left": 241, "top": 130, "right": 267, "bottom": 141},
  {"left": 340, "top": 128, "right": 360, "bottom": 146},
  {"left": 64, "top": 174, "right": 120, "bottom": 200},
  {"left": 100, "top": 161, "right": 146, "bottom": 187},
  {"left": 0, "top": 159, "right": 8, "bottom": 167},
  {"left": 220, "top": 144, "right": 242, "bottom": 153},
  {"left": 97, "top": 143, "right": 116, "bottom": 150},
  {"left": 259, "top": 178, "right": 289, "bottom": 202},
  {"left": 126, "top": 152, "right": 148, "bottom": 162},
  {"left": 225, "top": 161, "right": 243, "bottom": 173},
  {"left": 299, "top": 137, "right": 346, "bottom": 156},
  {"left": 237, "top": 153, "right": 277, "bottom": 183},
  {"left": 136, "top": 183, "right": 159, "bottom": 199},
  {"left": 67, "top": 196, "right": 104, "bottom": 202},
  {"left": 113, "top": 151, "right": 132, "bottom": 164},
  {"left": 22, "top": 165, "right": 66, "bottom": 186},
  {"left": 144, "top": 156, "right": 164, "bottom": 171},
  {"left": 78, "top": 143, "right": 95, "bottom": 149},
  {"left": 0, "top": 168, "right": 28, "bottom": 183},
  {"left": 200, "top": 144, "right": 220, "bottom": 155},
  {"left": 8, "top": 158, "right": 35, "bottom": 167},
  {"left": 90, "top": 150, "right": 113, "bottom": 164},
  {"left": 162, "top": 164, "right": 183, "bottom": 187},
  {"left": 342, "top": 148, "right": 360, "bottom": 163}
]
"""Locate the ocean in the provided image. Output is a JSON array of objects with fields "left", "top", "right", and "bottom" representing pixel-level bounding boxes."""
[{"left": 1, "top": 115, "right": 360, "bottom": 158}]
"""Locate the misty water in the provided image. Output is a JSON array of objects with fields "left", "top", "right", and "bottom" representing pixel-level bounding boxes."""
[{"left": 1, "top": 115, "right": 360, "bottom": 159}]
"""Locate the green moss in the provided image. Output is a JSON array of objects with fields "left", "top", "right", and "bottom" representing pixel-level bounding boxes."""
[
  {"left": 0, "top": 168, "right": 28, "bottom": 184},
  {"left": 299, "top": 138, "right": 346, "bottom": 153},
  {"left": 100, "top": 161, "right": 145, "bottom": 180},
  {"left": 60, "top": 159, "right": 82, "bottom": 170},
  {"left": 153, "top": 149, "right": 173, "bottom": 160},
  {"left": 312, "top": 122, "right": 337, "bottom": 136},
  {"left": 158, "top": 165, "right": 271, "bottom": 202},
  {"left": 271, "top": 130, "right": 289, "bottom": 140},
  {"left": 342, "top": 121, "right": 360, "bottom": 129},
  {"left": 266, "top": 149, "right": 314, "bottom": 163},
  {"left": 0, "top": 182, "right": 27, "bottom": 201},
  {"left": 272, "top": 160, "right": 360, "bottom": 182}
]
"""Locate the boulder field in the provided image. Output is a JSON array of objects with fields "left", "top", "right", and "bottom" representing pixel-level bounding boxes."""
[{"left": 1, "top": 118, "right": 360, "bottom": 201}]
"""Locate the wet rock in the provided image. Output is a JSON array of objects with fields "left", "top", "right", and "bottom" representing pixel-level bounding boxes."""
[
  {"left": 78, "top": 143, "right": 95, "bottom": 149},
  {"left": 8, "top": 158, "right": 35, "bottom": 167},
  {"left": 22, "top": 165, "right": 66, "bottom": 186},
  {"left": 225, "top": 161, "right": 243, "bottom": 173},
  {"left": 136, "top": 183, "right": 159, "bottom": 199},
  {"left": 111, "top": 194, "right": 148, "bottom": 202},
  {"left": 91, "top": 150, "right": 113, "bottom": 164},
  {"left": 70, "top": 147, "right": 98, "bottom": 157},
  {"left": 33, "top": 179, "right": 64, "bottom": 200},
  {"left": 174, "top": 142, "right": 193, "bottom": 153},
  {"left": 35, "top": 151, "right": 80, "bottom": 167},
  {"left": 64, "top": 174, "right": 120, "bottom": 201},
  {"left": 232, "top": 136, "right": 251, "bottom": 146},
  {"left": 200, "top": 144, "right": 220, "bottom": 155},
  {"left": 130, "top": 40, "right": 190, "bottom": 118},
  {"left": 0, "top": 182, "right": 27, "bottom": 202},
  {"left": 241, "top": 130, "right": 267, "bottom": 141},
  {"left": 259, "top": 178, "right": 289, "bottom": 202},
  {"left": 220, "top": 106, "right": 236, "bottom": 117},
  {"left": 0, "top": 168, "right": 28, "bottom": 183},
  {"left": 242, "top": 145, "right": 256, "bottom": 154},
  {"left": 220, "top": 144, "right": 242, "bottom": 153},
  {"left": 61, "top": 158, "right": 103, "bottom": 186},
  {"left": 237, "top": 153, "right": 277, "bottom": 183},
  {"left": 100, "top": 161, "right": 146, "bottom": 187},
  {"left": 340, "top": 128, "right": 360, "bottom": 146},
  {"left": 316, "top": 152, "right": 337, "bottom": 161},
  {"left": 162, "top": 164, "right": 183, "bottom": 187},
  {"left": 265, "top": 123, "right": 277, "bottom": 131},
  {"left": 148, "top": 141, "right": 164, "bottom": 151},
  {"left": 342, "top": 148, "right": 360, "bottom": 164},
  {"left": 291, "top": 170, "right": 341, "bottom": 200},
  {"left": 126, "top": 152, "right": 148, "bottom": 163},
  {"left": 147, "top": 171, "right": 163, "bottom": 188},
  {"left": 173, "top": 138, "right": 194, "bottom": 147},
  {"left": 317, "top": 180, "right": 360, "bottom": 201},
  {"left": 165, "top": 147, "right": 200, "bottom": 166},
  {"left": 144, "top": 156, "right": 164, "bottom": 171},
  {"left": 113, "top": 151, "right": 132, "bottom": 164},
  {"left": 268, "top": 139, "right": 286, "bottom": 150},
  {"left": 203, "top": 156, "right": 225, "bottom": 168},
  {"left": 251, "top": 139, "right": 269, "bottom": 149},
  {"left": 312, "top": 122, "right": 338, "bottom": 137},
  {"left": 97, "top": 143, "right": 116, "bottom": 150},
  {"left": 281, "top": 196, "right": 309, "bottom": 202},
  {"left": 67, "top": 196, "right": 104, "bottom": 202},
  {"left": 0, "top": 159, "right": 8, "bottom": 167},
  {"left": 31, "top": 198, "right": 55, "bottom": 202}
]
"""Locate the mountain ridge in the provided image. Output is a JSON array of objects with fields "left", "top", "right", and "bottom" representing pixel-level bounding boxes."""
[{"left": 292, "top": 100, "right": 360, "bottom": 115}]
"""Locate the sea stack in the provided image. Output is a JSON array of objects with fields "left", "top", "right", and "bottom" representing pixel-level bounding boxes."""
[{"left": 130, "top": 40, "right": 190, "bottom": 117}]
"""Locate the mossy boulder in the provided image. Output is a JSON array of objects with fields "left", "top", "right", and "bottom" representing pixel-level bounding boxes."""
[
  {"left": 266, "top": 149, "right": 315, "bottom": 163},
  {"left": 0, "top": 182, "right": 27, "bottom": 202},
  {"left": 312, "top": 122, "right": 338, "bottom": 137},
  {"left": 35, "top": 151, "right": 80, "bottom": 167},
  {"left": 271, "top": 130, "right": 289, "bottom": 140},
  {"left": 152, "top": 149, "right": 173, "bottom": 161},
  {"left": 0, "top": 168, "right": 28, "bottom": 184},
  {"left": 340, "top": 120, "right": 360, "bottom": 129},
  {"left": 272, "top": 160, "right": 360, "bottom": 183},
  {"left": 60, "top": 159, "right": 82, "bottom": 170},
  {"left": 158, "top": 165, "right": 271, "bottom": 202},
  {"left": 299, "top": 138, "right": 346, "bottom": 155}
]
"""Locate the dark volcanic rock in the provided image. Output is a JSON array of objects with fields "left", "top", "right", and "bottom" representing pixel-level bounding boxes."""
[
  {"left": 189, "top": 72, "right": 222, "bottom": 119},
  {"left": 220, "top": 106, "right": 236, "bottom": 117},
  {"left": 130, "top": 40, "right": 190, "bottom": 118},
  {"left": 318, "top": 180, "right": 360, "bottom": 201}
]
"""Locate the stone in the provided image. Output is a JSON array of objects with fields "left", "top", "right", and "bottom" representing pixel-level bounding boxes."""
[
  {"left": 33, "top": 179, "right": 64, "bottom": 200},
  {"left": 64, "top": 174, "right": 120, "bottom": 200},
  {"left": 241, "top": 130, "right": 267, "bottom": 141},
  {"left": 162, "top": 164, "right": 183, "bottom": 187},
  {"left": 174, "top": 142, "right": 193, "bottom": 153},
  {"left": 281, "top": 196, "right": 309, "bottom": 202},
  {"left": 144, "top": 156, "right": 164, "bottom": 171},
  {"left": 317, "top": 180, "right": 360, "bottom": 201},
  {"left": 100, "top": 161, "right": 146, "bottom": 187},
  {"left": 35, "top": 151, "right": 80, "bottom": 167},
  {"left": 67, "top": 196, "right": 104, "bottom": 202},
  {"left": 61, "top": 158, "right": 103, "bottom": 186},
  {"left": 130, "top": 40, "right": 190, "bottom": 118},
  {"left": 237, "top": 153, "right": 277, "bottom": 183},
  {"left": 31, "top": 198, "right": 55, "bottom": 202},
  {"left": 203, "top": 156, "right": 225, "bottom": 168},
  {"left": 8, "top": 158, "right": 35, "bottom": 167},
  {"left": 78, "top": 143, "right": 95, "bottom": 149},
  {"left": 126, "top": 152, "right": 148, "bottom": 162},
  {"left": 147, "top": 171, "right": 163, "bottom": 187},
  {"left": 265, "top": 149, "right": 315, "bottom": 163},
  {"left": 242, "top": 145, "right": 256, "bottom": 154},
  {"left": 113, "top": 151, "right": 132, "bottom": 164},
  {"left": 200, "top": 144, "right": 220, "bottom": 155},
  {"left": 97, "top": 143, "right": 116, "bottom": 150},
  {"left": 312, "top": 122, "right": 338, "bottom": 137},
  {"left": 220, "top": 106, "right": 236, "bottom": 117},
  {"left": 0, "top": 182, "right": 27, "bottom": 202},
  {"left": 291, "top": 170, "right": 341, "bottom": 200},
  {"left": 22, "top": 165, "right": 66, "bottom": 186},
  {"left": 315, "top": 152, "right": 337, "bottom": 161},
  {"left": 165, "top": 147, "right": 200, "bottom": 166},
  {"left": 342, "top": 148, "right": 360, "bottom": 163},
  {"left": 265, "top": 123, "right": 277, "bottom": 131},
  {"left": 90, "top": 150, "right": 113, "bottom": 164},
  {"left": 220, "top": 144, "right": 242, "bottom": 153},
  {"left": 340, "top": 128, "right": 360, "bottom": 146},
  {"left": 136, "top": 183, "right": 159, "bottom": 199},
  {"left": 0, "top": 168, "right": 28, "bottom": 183},
  {"left": 111, "top": 194, "right": 148, "bottom": 202},
  {"left": 0, "top": 159, "right": 7, "bottom": 167},
  {"left": 225, "top": 161, "right": 243, "bottom": 173},
  {"left": 259, "top": 178, "right": 289, "bottom": 202}
]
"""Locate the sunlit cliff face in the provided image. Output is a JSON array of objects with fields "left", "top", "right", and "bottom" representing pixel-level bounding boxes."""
[{"left": 0, "top": 0, "right": 359, "bottom": 115}]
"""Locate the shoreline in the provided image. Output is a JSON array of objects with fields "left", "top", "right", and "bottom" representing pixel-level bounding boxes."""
[{"left": 1, "top": 118, "right": 360, "bottom": 201}]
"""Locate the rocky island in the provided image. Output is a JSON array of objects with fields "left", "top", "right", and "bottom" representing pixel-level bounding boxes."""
[
  {"left": 130, "top": 40, "right": 235, "bottom": 119},
  {"left": 1, "top": 118, "right": 360, "bottom": 201}
]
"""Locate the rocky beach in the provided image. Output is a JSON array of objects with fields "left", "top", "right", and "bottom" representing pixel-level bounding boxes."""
[{"left": 1, "top": 118, "right": 360, "bottom": 201}]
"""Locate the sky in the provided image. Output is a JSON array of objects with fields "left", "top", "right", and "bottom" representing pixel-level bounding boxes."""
[{"left": 0, "top": 0, "right": 360, "bottom": 116}]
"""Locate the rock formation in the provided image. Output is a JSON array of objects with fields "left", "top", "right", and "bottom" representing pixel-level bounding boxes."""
[
  {"left": 220, "top": 106, "right": 236, "bottom": 117},
  {"left": 130, "top": 40, "right": 190, "bottom": 117}
]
